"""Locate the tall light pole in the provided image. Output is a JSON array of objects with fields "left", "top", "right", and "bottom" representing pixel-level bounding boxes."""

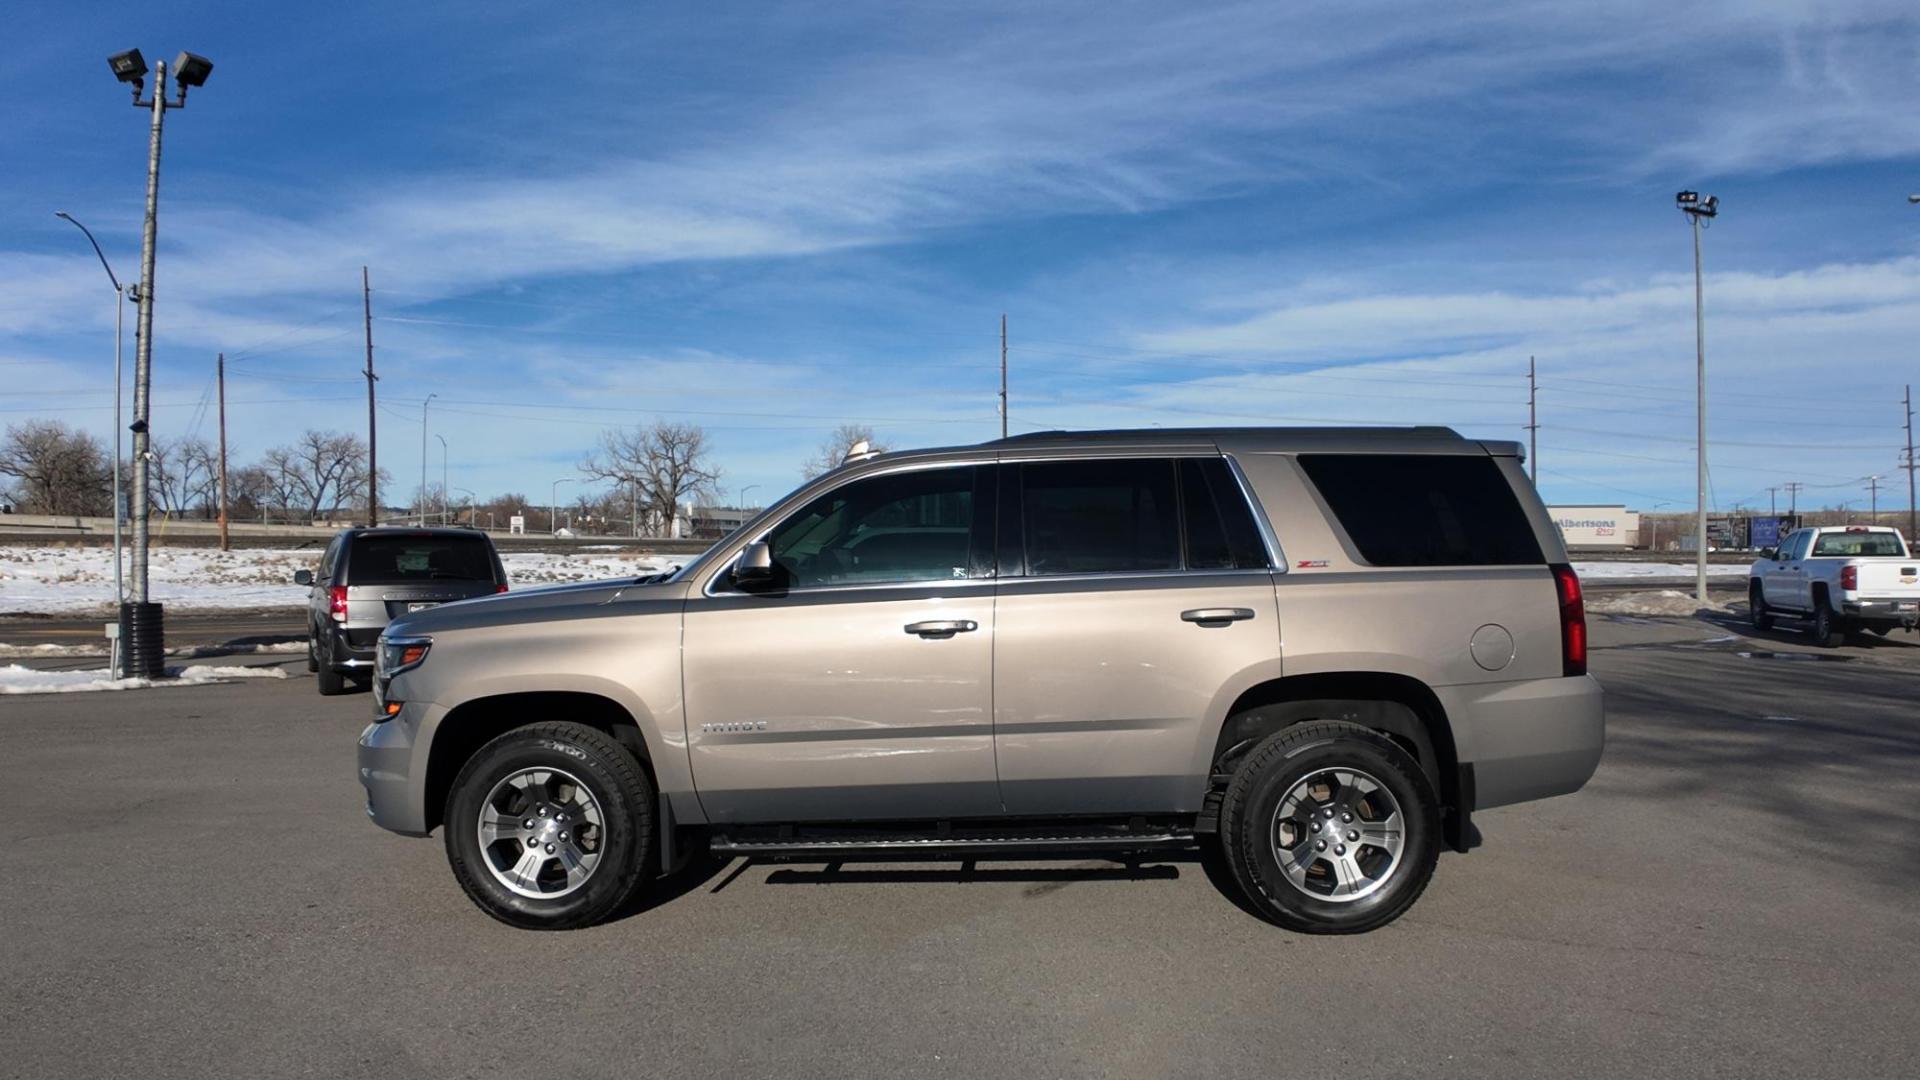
[
  {"left": 419, "top": 393, "right": 436, "bottom": 525},
  {"left": 434, "top": 434, "right": 449, "bottom": 524},
  {"left": 106, "top": 48, "right": 214, "bottom": 679},
  {"left": 54, "top": 212, "right": 130, "bottom": 675},
  {"left": 551, "top": 478, "right": 575, "bottom": 537},
  {"left": 1677, "top": 191, "right": 1719, "bottom": 604}
]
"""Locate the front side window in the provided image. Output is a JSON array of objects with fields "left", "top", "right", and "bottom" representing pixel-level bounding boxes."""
[
  {"left": 765, "top": 467, "right": 977, "bottom": 588},
  {"left": 1021, "top": 459, "right": 1180, "bottom": 575}
]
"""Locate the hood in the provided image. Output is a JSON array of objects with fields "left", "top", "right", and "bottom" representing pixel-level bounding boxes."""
[{"left": 384, "top": 575, "right": 681, "bottom": 638}]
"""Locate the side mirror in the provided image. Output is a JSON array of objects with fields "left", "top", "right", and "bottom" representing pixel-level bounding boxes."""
[
  {"left": 293, "top": 569, "right": 314, "bottom": 586},
  {"left": 1758, "top": 548, "right": 1776, "bottom": 561},
  {"left": 732, "top": 541, "right": 775, "bottom": 585}
]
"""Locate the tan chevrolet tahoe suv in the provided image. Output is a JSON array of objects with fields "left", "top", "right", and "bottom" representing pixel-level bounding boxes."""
[{"left": 358, "top": 427, "right": 1603, "bottom": 933}]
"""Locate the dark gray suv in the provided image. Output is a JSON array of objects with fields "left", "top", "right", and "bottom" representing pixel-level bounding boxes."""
[{"left": 296, "top": 527, "right": 507, "bottom": 695}]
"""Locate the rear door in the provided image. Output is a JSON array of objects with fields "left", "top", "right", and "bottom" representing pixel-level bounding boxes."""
[
  {"left": 991, "top": 455, "right": 1281, "bottom": 815},
  {"left": 343, "top": 532, "right": 502, "bottom": 644}
]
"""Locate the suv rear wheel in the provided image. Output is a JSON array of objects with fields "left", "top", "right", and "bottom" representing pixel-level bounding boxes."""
[
  {"left": 444, "top": 721, "right": 654, "bottom": 930},
  {"left": 1218, "top": 720, "right": 1439, "bottom": 934}
]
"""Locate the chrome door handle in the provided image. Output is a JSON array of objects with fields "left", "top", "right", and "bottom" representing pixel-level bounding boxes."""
[
  {"left": 1181, "top": 607, "right": 1255, "bottom": 625},
  {"left": 905, "top": 619, "right": 978, "bottom": 638}
]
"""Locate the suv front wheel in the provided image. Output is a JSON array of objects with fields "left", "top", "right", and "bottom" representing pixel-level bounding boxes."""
[
  {"left": 444, "top": 721, "right": 655, "bottom": 930},
  {"left": 1218, "top": 720, "right": 1440, "bottom": 934}
]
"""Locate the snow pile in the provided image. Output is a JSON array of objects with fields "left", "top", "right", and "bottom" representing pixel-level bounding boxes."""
[
  {"left": 0, "top": 663, "right": 290, "bottom": 695},
  {"left": 1585, "top": 590, "right": 1733, "bottom": 617},
  {"left": 0, "top": 545, "right": 683, "bottom": 615}
]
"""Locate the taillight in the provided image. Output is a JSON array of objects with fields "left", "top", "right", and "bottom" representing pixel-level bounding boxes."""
[
  {"left": 1840, "top": 565, "right": 1858, "bottom": 591},
  {"left": 495, "top": 583, "right": 509, "bottom": 593},
  {"left": 1550, "top": 563, "right": 1587, "bottom": 677},
  {"left": 328, "top": 586, "right": 349, "bottom": 622}
]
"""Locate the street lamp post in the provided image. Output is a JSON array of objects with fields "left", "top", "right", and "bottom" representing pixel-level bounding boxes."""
[
  {"left": 419, "top": 393, "right": 436, "bottom": 525},
  {"left": 105, "top": 47, "right": 214, "bottom": 679},
  {"left": 551, "top": 478, "right": 575, "bottom": 537},
  {"left": 54, "top": 211, "right": 130, "bottom": 676},
  {"left": 434, "top": 434, "right": 448, "bottom": 524},
  {"left": 1677, "top": 191, "right": 1719, "bottom": 604}
]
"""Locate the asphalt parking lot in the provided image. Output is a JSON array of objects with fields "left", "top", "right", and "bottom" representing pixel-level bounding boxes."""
[{"left": 2, "top": 613, "right": 1916, "bottom": 1079}]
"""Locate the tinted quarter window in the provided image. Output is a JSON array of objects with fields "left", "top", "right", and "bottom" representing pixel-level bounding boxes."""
[
  {"left": 1181, "top": 457, "right": 1270, "bottom": 570},
  {"left": 1297, "top": 454, "right": 1544, "bottom": 567},
  {"left": 1022, "top": 459, "right": 1179, "bottom": 575},
  {"left": 767, "top": 466, "right": 976, "bottom": 588},
  {"left": 347, "top": 534, "right": 498, "bottom": 585}
]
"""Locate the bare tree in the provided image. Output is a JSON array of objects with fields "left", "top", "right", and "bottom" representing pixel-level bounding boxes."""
[
  {"left": 803, "top": 424, "right": 890, "bottom": 480},
  {"left": 261, "top": 430, "right": 375, "bottom": 522},
  {"left": 581, "top": 421, "right": 720, "bottom": 536},
  {"left": 0, "top": 420, "right": 112, "bottom": 515},
  {"left": 151, "top": 435, "right": 219, "bottom": 518}
]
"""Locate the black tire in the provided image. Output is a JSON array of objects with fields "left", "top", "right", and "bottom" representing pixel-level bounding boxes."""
[
  {"left": 1749, "top": 582, "right": 1775, "bottom": 631},
  {"left": 1809, "top": 592, "right": 1839, "bottom": 648},
  {"left": 1218, "top": 720, "right": 1440, "bottom": 934},
  {"left": 305, "top": 629, "right": 319, "bottom": 673},
  {"left": 444, "top": 721, "right": 655, "bottom": 930},
  {"left": 314, "top": 634, "right": 349, "bottom": 695}
]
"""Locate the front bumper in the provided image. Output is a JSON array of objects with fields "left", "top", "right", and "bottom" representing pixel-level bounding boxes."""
[
  {"left": 357, "top": 700, "right": 439, "bottom": 836},
  {"left": 1441, "top": 674, "right": 1606, "bottom": 811}
]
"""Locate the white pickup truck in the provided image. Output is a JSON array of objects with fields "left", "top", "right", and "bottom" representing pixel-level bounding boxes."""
[{"left": 1749, "top": 526, "right": 1920, "bottom": 645}]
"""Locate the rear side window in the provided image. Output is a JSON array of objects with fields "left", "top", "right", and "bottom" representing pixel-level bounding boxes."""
[
  {"left": 1021, "top": 459, "right": 1179, "bottom": 575},
  {"left": 1181, "top": 458, "right": 1270, "bottom": 569},
  {"left": 347, "top": 534, "right": 498, "bottom": 585},
  {"left": 1810, "top": 531, "right": 1906, "bottom": 557},
  {"left": 1297, "top": 454, "right": 1544, "bottom": 567}
]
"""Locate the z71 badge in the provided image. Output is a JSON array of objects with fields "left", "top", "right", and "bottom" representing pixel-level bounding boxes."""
[{"left": 1296, "top": 559, "right": 1330, "bottom": 569}]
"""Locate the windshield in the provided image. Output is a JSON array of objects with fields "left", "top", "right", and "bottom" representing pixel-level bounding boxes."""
[{"left": 1809, "top": 532, "right": 1908, "bottom": 558}]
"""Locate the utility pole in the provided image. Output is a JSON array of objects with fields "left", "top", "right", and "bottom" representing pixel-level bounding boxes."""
[
  {"left": 1866, "top": 475, "right": 1883, "bottom": 524},
  {"left": 216, "top": 352, "right": 229, "bottom": 551},
  {"left": 1785, "top": 481, "right": 1803, "bottom": 518},
  {"left": 1677, "top": 191, "right": 1719, "bottom": 604},
  {"left": 363, "top": 266, "right": 378, "bottom": 526},
  {"left": 1903, "top": 384, "right": 1916, "bottom": 540},
  {"left": 999, "top": 314, "right": 1009, "bottom": 439},
  {"left": 1766, "top": 486, "right": 1778, "bottom": 516},
  {"left": 1525, "top": 356, "right": 1538, "bottom": 484},
  {"left": 419, "top": 393, "right": 436, "bottom": 526}
]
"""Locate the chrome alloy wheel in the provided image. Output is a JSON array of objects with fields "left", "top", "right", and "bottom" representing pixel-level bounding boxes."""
[
  {"left": 1270, "top": 767, "right": 1406, "bottom": 903},
  {"left": 477, "top": 767, "right": 605, "bottom": 900}
]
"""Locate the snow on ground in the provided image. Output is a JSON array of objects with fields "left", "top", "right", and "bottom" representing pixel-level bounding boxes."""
[
  {"left": 1573, "top": 561, "right": 1749, "bottom": 579},
  {"left": 1586, "top": 590, "right": 1733, "bottom": 617},
  {"left": 0, "top": 641, "right": 308, "bottom": 659},
  {"left": 0, "top": 663, "right": 290, "bottom": 695},
  {"left": 0, "top": 545, "right": 683, "bottom": 615}
]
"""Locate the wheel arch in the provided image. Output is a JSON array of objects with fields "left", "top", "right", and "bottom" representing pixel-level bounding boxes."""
[
  {"left": 1206, "top": 671, "right": 1470, "bottom": 852},
  {"left": 423, "top": 691, "right": 654, "bottom": 835}
]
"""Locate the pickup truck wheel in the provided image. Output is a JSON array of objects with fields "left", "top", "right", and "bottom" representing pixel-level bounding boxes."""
[
  {"left": 1749, "top": 582, "right": 1774, "bottom": 631},
  {"left": 1809, "top": 595, "right": 1839, "bottom": 648},
  {"left": 444, "top": 721, "right": 654, "bottom": 930},
  {"left": 1218, "top": 720, "right": 1439, "bottom": 934}
]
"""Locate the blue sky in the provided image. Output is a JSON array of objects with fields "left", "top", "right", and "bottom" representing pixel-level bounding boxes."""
[{"left": 4, "top": 1, "right": 1919, "bottom": 516}]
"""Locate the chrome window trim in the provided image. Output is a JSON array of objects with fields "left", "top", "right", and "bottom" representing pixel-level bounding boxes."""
[
  {"left": 997, "top": 567, "right": 1273, "bottom": 587},
  {"left": 1224, "top": 453, "right": 1287, "bottom": 574}
]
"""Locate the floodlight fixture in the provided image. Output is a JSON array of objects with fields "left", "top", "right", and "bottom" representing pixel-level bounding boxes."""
[
  {"left": 172, "top": 52, "right": 213, "bottom": 89},
  {"left": 108, "top": 49, "right": 148, "bottom": 85},
  {"left": 1675, "top": 190, "right": 1698, "bottom": 207},
  {"left": 1909, "top": 193, "right": 1920, "bottom": 204},
  {"left": 1699, "top": 195, "right": 1719, "bottom": 217}
]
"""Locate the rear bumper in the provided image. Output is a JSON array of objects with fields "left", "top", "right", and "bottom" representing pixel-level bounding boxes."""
[
  {"left": 1440, "top": 674, "right": 1606, "bottom": 811},
  {"left": 1841, "top": 599, "right": 1919, "bottom": 623},
  {"left": 326, "top": 623, "right": 377, "bottom": 672}
]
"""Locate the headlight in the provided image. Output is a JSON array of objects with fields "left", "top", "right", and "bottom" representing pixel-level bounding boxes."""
[{"left": 377, "top": 634, "right": 432, "bottom": 680}]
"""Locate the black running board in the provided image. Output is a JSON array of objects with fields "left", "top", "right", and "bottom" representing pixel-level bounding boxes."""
[{"left": 710, "top": 826, "right": 1195, "bottom": 861}]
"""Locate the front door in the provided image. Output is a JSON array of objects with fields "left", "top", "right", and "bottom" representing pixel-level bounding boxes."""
[
  {"left": 682, "top": 463, "right": 1000, "bottom": 823},
  {"left": 991, "top": 456, "right": 1282, "bottom": 815}
]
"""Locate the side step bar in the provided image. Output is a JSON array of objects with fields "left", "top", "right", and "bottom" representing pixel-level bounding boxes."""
[{"left": 710, "top": 826, "right": 1195, "bottom": 861}]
